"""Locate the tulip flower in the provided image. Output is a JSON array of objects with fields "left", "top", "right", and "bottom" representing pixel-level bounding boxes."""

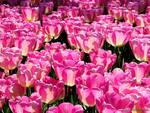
[
  {"left": 21, "top": 7, "right": 39, "bottom": 22},
  {"left": 124, "top": 62, "right": 150, "bottom": 84},
  {"left": 146, "top": 6, "right": 150, "bottom": 15},
  {"left": 42, "top": 19, "right": 63, "bottom": 42},
  {"left": 105, "top": 68, "right": 130, "bottom": 85},
  {"left": 9, "top": 93, "right": 42, "bottom": 113},
  {"left": 53, "top": 59, "right": 84, "bottom": 86},
  {"left": 14, "top": 35, "right": 37, "bottom": 56},
  {"left": 45, "top": 42, "right": 66, "bottom": 57},
  {"left": 90, "top": 48, "right": 117, "bottom": 71},
  {"left": 80, "top": 8, "right": 103, "bottom": 23},
  {"left": 108, "top": 6, "right": 124, "bottom": 21},
  {"left": 34, "top": 76, "right": 65, "bottom": 104},
  {"left": 66, "top": 7, "right": 80, "bottom": 18},
  {"left": 122, "top": 86, "right": 150, "bottom": 113},
  {"left": 0, "top": 33, "right": 14, "bottom": 50},
  {"left": 0, "top": 91, "right": 6, "bottom": 110},
  {"left": 17, "top": 62, "right": 47, "bottom": 88},
  {"left": 123, "top": 9, "right": 138, "bottom": 24},
  {"left": 105, "top": 25, "right": 132, "bottom": 47},
  {"left": 5, "top": 74, "right": 26, "bottom": 99},
  {"left": 76, "top": 73, "right": 108, "bottom": 107},
  {"left": 95, "top": 15, "right": 114, "bottom": 24},
  {"left": 64, "top": 17, "right": 83, "bottom": 35},
  {"left": 76, "top": 31, "right": 105, "bottom": 53},
  {"left": 135, "top": 14, "right": 150, "bottom": 27},
  {"left": 0, "top": 47, "right": 22, "bottom": 74},
  {"left": 46, "top": 102, "right": 83, "bottom": 113},
  {"left": 39, "top": 2, "right": 54, "bottom": 16},
  {"left": 96, "top": 92, "right": 134, "bottom": 113},
  {"left": 129, "top": 35, "right": 150, "bottom": 62}
]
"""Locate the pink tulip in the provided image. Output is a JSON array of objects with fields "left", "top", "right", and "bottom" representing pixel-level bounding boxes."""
[
  {"left": 90, "top": 49, "right": 117, "bottom": 71},
  {"left": 122, "top": 86, "right": 150, "bottom": 113},
  {"left": 27, "top": 50, "right": 51, "bottom": 73},
  {"left": 124, "top": 62, "right": 150, "bottom": 84},
  {"left": 76, "top": 72, "right": 108, "bottom": 107},
  {"left": 17, "top": 62, "right": 47, "bottom": 88},
  {"left": 46, "top": 102, "right": 83, "bottom": 113},
  {"left": 66, "top": 7, "right": 80, "bottom": 18},
  {"left": 79, "top": 1, "right": 96, "bottom": 9},
  {"left": 135, "top": 14, "right": 150, "bottom": 27},
  {"left": 9, "top": 93, "right": 42, "bottom": 113},
  {"left": 64, "top": 17, "right": 83, "bottom": 35},
  {"left": 52, "top": 49, "right": 82, "bottom": 63},
  {"left": 0, "top": 91, "right": 5, "bottom": 110},
  {"left": 105, "top": 68, "right": 130, "bottom": 86},
  {"left": 57, "top": 6, "right": 69, "bottom": 18},
  {"left": 14, "top": 35, "right": 37, "bottom": 56},
  {"left": 146, "top": 6, "right": 150, "bottom": 15},
  {"left": 67, "top": 34, "right": 80, "bottom": 49},
  {"left": 45, "top": 42, "right": 66, "bottom": 57},
  {"left": 21, "top": 7, "right": 39, "bottom": 22},
  {"left": 105, "top": 25, "right": 132, "bottom": 47},
  {"left": 129, "top": 35, "right": 150, "bottom": 62},
  {"left": 0, "top": 33, "right": 14, "bottom": 50},
  {"left": 42, "top": 19, "right": 63, "bottom": 42},
  {"left": 53, "top": 59, "right": 84, "bottom": 86},
  {"left": 96, "top": 92, "right": 134, "bottom": 113},
  {"left": 95, "top": 15, "right": 114, "bottom": 24},
  {"left": 123, "top": 9, "right": 138, "bottom": 24},
  {"left": 76, "top": 31, "right": 105, "bottom": 53},
  {"left": 0, "top": 47, "right": 22, "bottom": 74},
  {"left": 81, "top": 8, "right": 103, "bottom": 23},
  {"left": 127, "top": 2, "right": 139, "bottom": 12},
  {"left": 39, "top": 2, "right": 54, "bottom": 16},
  {"left": 83, "top": 63, "right": 104, "bottom": 75},
  {"left": 5, "top": 74, "right": 26, "bottom": 99},
  {"left": 34, "top": 76, "right": 65, "bottom": 104},
  {"left": 108, "top": 6, "right": 124, "bottom": 20}
]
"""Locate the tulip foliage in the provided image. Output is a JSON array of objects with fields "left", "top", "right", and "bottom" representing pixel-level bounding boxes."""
[{"left": 0, "top": 0, "right": 150, "bottom": 113}]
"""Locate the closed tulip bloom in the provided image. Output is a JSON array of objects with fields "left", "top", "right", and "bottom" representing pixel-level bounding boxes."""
[
  {"left": 46, "top": 102, "right": 83, "bottom": 113},
  {"left": 90, "top": 49, "right": 117, "bottom": 71},
  {"left": 21, "top": 7, "right": 39, "bottom": 22},
  {"left": 9, "top": 93, "right": 42, "bottom": 113},
  {"left": 34, "top": 76, "right": 65, "bottom": 104},
  {"left": 124, "top": 62, "right": 150, "bottom": 84},
  {"left": 129, "top": 35, "right": 150, "bottom": 62}
]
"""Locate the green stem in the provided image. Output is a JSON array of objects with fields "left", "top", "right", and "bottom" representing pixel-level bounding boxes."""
[
  {"left": 26, "top": 87, "right": 32, "bottom": 97},
  {"left": 64, "top": 85, "right": 78, "bottom": 104},
  {"left": 42, "top": 103, "right": 49, "bottom": 113}
]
